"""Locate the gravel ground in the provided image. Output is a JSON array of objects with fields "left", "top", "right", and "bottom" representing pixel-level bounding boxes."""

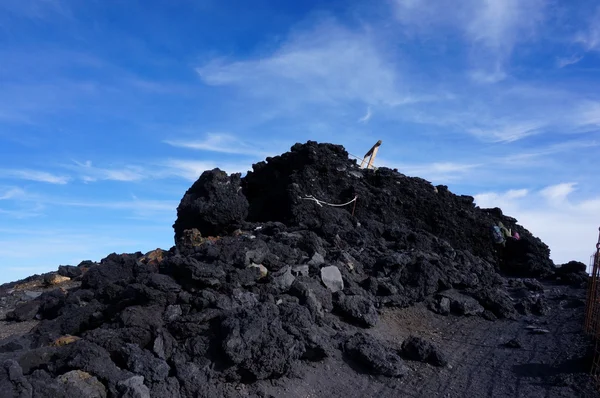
[{"left": 254, "top": 281, "right": 598, "bottom": 398}]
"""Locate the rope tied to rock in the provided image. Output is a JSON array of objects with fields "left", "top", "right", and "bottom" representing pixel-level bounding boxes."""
[{"left": 300, "top": 194, "right": 359, "bottom": 216}]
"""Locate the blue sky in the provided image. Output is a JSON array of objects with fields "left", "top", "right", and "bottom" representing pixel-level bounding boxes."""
[{"left": 0, "top": 0, "right": 599, "bottom": 283}]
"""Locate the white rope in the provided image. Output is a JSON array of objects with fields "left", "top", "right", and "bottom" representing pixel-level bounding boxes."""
[{"left": 300, "top": 194, "right": 357, "bottom": 207}]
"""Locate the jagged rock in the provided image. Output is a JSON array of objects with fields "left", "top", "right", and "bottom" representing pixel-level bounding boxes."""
[
  {"left": 320, "top": 266, "right": 344, "bottom": 292},
  {"left": 178, "top": 229, "right": 203, "bottom": 248},
  {"left": 469, "top": 288, "right": 517, "bottom": 319},
  {"left": 335, "top": 295, "right": 378, "bottom": 327},
  {"left": 401, "top": 336, "right": 448, "bottom": 367},
  {"left": 437, "top": 290, "right": 484, "bottom": 316},
  {"left": 343, "top": 333, "right": 408, "bottom": 377},
  {"left": 220, "top": 303, "right": 305, "bottom": 380},
  {"left": 120, "top": 344, "right": 170, "bottom": 383},
  {"left": 7, "top": 300, "right": 41, "bottom": 322},
  {"left": 553, "top": 261, "right": 589, "bottom": 287},
  {"left": 292, "top": 265, "right": 309, "bottom": 277},
  {"left": 139, "top": 249, "right": 166, "bottom": 268},
  {"left": 117, "top": 376, "right": 150, "bottom": 398},
  {"left": 271, "top": 266, "right": 295, "bottom": 292},
  {"left": 308, "top": 253, "right": 325, "bottom": 267},
  {"left": 0, "top": 360, "right": 33, "bottom": 398},
  {"left": 516, "top": 296, "right": 549, "bottom": 316},
  {"left": 173, "top": 169, "right": 249, "bottom": 241},
  {"left": 58, "top": 265, "right": 82, "bottom": 279},
  {"left": 523, "top": 279, "right": 544, "bottom": 292},
  {"left": 164, "top": 305, "right": 183, "bottom": 322},
  {"left": 57, "top": 370, "right": 107, "bottom": 398}
]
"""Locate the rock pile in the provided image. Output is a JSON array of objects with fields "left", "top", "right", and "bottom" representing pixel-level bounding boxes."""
[{"left": 0, "top": 141, "right": 589, "bottom": 397}]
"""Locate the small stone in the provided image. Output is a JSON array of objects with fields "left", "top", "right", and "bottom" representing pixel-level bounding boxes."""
[
  {"left": 348, "top": 171, "right": 363, "bottom": 179},
  {"left": 503, "top": 339, "right": 522, "bottom": 348},
  {"left": 23, "top": 291, "right": 42, "bottom": 300},
  {"left": 439, "top": 297, "right": 451, "bottom": 315},
  {"left": 531, "top": 328, "right": 550, "bottom": 334},
  {"left": 52, "top": 335, "right": 81, "bottom": 346},
  {"left": 320, "top": 266, "right": 344, "bottom": 292},
  {"left": 249, "top": 263, "right": 268, "bottom": 278},
  {"left": 272, "top": 266, "right": 295, "bottom": 292},
  {"left": 43, "top": 274, "right": 71, "bottom": 286},
  {"left": 308, "top": 253, "right": 325, "bottom": 267},
  {"left": 292, "top": 265, "right": 309, "bottom": 277}
]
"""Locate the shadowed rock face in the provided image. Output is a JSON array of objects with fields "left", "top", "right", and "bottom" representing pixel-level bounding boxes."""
[
  {"left": 173, "top": 169, "right": 248, "bottom": 241},
  {"left": 0, "top": 141, "right": 584, "bottom": 397}
]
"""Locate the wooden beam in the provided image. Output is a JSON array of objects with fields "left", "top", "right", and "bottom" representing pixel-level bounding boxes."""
[{"left": 360, "top": 140, "right": 382, "bottom": 169}]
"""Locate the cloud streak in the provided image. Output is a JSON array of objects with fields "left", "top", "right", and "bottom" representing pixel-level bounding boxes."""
[
  {"left": 0, "top": 169, "right": 70, "bottom": 184},
  {"left": 358, "top": 107, "right": 372, "bottom": 123},
  {"left": 164, "top": 133, "right": 270, "bottom": 157},
  {"left": 195, "top": 21, "right": 421, "bottom": 108}
]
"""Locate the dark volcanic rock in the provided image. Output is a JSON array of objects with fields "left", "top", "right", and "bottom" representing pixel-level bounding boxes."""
[
  {"left": 220, "top": 303, "right": 305, "bottom": 380},
  {"left": 173, "top": 169, "right": 248, "bottom": 241},
  {"left": 554, "top": 261, "right": 589, "bottom": 287},
  {"left": 58, "top": 265, "right": 83, "bottom": 279},
  {"left": 343, "top": 333, "right": 408, "bottom": 377},
  {"left": 0, "top": 141, "right": 580, "bottom": 397},
  {"left": 7, "top": 300, "right": 41, "bottom": 322},
  {"left": 401, "top": 336, "right": 448, "bottom": 367},
  {"left": 335, "top": 294, "right": 379, "bottom": 327},
  {"left": 0, "top": 360, "right": 33, "bottom": 398}
]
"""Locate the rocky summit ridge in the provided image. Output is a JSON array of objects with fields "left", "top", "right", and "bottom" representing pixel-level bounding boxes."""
[{"left": 0, "top": 141, "right": 592, "bottom": 398}]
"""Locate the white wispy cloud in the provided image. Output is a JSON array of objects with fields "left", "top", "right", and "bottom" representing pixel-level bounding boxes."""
[
  {"left": 557, "top": 54, "right": 584, "bottom": 68},
  {"left": 164, "top": 133, "right": 270, "bottom": 157},
  {"left": 381, "top": 160, "right": 481, "bottom": 182},
  {"left": 576, "top": 6, "right": 600, "bottom": 51},
  {"left": 0, "top": 169, "right": 70, "bottom": 184},
  {"left": 195, "top": 21, "right": 419, "bottom": 107},
  {"left": 358, "top": 107, "right": 372, "bottom": 123},
  {"left": 466, "top": 120, "right": 546, "bottom": 143},
  {"left": 474, "top": 183, "right": 599, "bottom": 265},
  {"left": 393, "top": 0, "right": 546, "bottom": 82},
  {"left": 61, "top": 197, "right": 176, "bottom": 216},
  {"left": 540, "top": 182, "right": 577, "bottom": 203},
  {"left": 71, "top": 160, "right": 146, "bottom": 182},
  {"left": 0, "top": 187, "right": 25, "bottom": 200},
  {"left": 162, "top": 159, "right": 253, "bottom": 181}
]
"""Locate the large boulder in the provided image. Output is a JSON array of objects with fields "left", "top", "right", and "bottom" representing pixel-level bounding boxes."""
[{"left": 173, "top": 169, "right": 248, "bottom": 242}]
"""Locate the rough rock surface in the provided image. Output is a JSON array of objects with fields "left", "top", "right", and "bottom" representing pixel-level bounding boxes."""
[
  {"left": 343, "top": 333, "right": 408, "bottom": 377},
  {"left": 0, "top": 141, "right": 595, "bottom": 397},
  {"left": 401, "top": 336, "right": 448, "bottom": 367},
  {"left": 173, "top": 169, "right": 248, "bottom": 240}
]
